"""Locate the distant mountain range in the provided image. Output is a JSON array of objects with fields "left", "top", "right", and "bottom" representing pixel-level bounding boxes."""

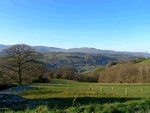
[{"left": 0, "top": 44, "right": 149, "bottom": 57}]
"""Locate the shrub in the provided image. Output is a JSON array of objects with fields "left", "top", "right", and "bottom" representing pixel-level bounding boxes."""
[
  {"left": 61, "top": 71, "right": 76, "bottom": 80},
  {"left": 118, "top": 80, "right": 123, "bottom": 83},
  {"left": 32, "top": 74, "right": 50, "bottom": 83}
]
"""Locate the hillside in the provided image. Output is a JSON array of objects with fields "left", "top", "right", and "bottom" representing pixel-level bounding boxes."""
[
  {"left": 89, "top": 58, "right": 150, "bottom": 83},
  {"left": 83, "top": 58, "right": 150, "bottom": 76},
  {"left": 41, "top": 52, "right": 136, "bottom": 72},
  {"left": 0, "top": 52, "right": 136, "bottom": 73}
]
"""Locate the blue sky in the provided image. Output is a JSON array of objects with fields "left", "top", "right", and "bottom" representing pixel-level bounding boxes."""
[{"left": 0, "top": 0, "right": 150, "bottom": 52}]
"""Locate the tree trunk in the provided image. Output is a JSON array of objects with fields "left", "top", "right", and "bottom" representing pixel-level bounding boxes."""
[
  {"left": 19, "top": 64, "right": 22, "bottom": 85},
  {"left": 19, "top": 73, "right": 22, "bottom": 85}
]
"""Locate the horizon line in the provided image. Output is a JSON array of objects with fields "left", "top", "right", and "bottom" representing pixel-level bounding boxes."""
[{"left": 0, "top": 44, "right": 149, "bottom": 54}]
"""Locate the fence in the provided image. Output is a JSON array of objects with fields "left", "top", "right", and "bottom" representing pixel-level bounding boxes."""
[{"left": 6, "top": 84, "right": 147, "bottom": 97}]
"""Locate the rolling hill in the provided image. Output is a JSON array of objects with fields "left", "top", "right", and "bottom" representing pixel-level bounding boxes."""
[
  {"left": 41, "top": 52, "right": 136, "bottom": 72},
  {"left": 83, "top": 58, "right": 150, "bottom": 76},
  {"left": 1, "top": 44, "right": 147, "bottom": 73},
  {"left": 0, "top": 44, "right": 149, "bottom": 57}
]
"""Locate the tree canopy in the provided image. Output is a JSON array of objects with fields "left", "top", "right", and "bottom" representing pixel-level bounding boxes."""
[{"left": 0, "top": 44, "right": 44, "bottom": 85}]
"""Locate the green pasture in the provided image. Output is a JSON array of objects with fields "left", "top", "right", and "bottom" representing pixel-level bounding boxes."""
[
  {"left": 137, "top": 59, "right": 150, "bottom": 64},
  {"left": 82, "top": 66, "right": 103, "bottom": 74},
  {"left": 3, "top": 79, "right": 150, "bottom": 113},
  {"left": 16, "top": 79, "right": 150, "bottom": 99},
  {"left": 80, "top": 65, "right": 101, "bottom": 71}
]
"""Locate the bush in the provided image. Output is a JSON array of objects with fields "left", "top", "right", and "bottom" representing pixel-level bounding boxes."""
[
  {"left": 61, "top": 71, "right": 76, "bottom": 80},
  {"left": 118, "top": 80, "right": 123, "bottom": 83},
  {"left": 32, "top": 74, "right": 50, "bottom": 83}
]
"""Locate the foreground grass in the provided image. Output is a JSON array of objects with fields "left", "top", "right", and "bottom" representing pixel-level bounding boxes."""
[
  {"left": 2, "top": 90, "right": 145, "bottom": 113},
  {"left": 3, "top": 95, "right": 150, "bottom": 113}
]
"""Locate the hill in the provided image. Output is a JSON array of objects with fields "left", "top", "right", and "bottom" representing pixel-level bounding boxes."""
[
  {"left": 0, "top": 44, "right": 150, "bottom": 57},
  {"left": 83, "top": 58, "right": 150, "bottom": 74},
  {"left": 0, "top": 52, "right": 136, "bottom": 73},
  {"left": 94, "top": 58, "right": 150, "bottom": 83},
  {"left": 41, "top": 52, "right": 136, "bottom": 72}
]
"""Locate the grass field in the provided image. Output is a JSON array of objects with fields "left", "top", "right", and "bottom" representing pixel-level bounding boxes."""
[
  {"left": 137, "top": 59, "right": 150, "bottom": 64},
  {"left": 82, "top": 66, "right": 104, "bottom": 75},
  {"left": 3, "top": 79, "right": 150, "bottom": 112},
  {"left": 17, "top": 79, "right": 150, "bottom": 99}
]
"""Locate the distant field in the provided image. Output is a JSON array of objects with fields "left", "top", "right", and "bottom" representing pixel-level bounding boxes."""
[
  {"left": 82, "top": 69, "right": 96, "bottom": 74},
  {"left": 82, "top": 66, "right": 104, "bottom": 74},
  {"left": 102, "top": 54, "right": 135, "bottom": 62},
  {"left": 42, "top": 52, "right": 136, "bottom": 73},
  {"left": 137, "top": 59, "right": 150, "bottom": 64}
]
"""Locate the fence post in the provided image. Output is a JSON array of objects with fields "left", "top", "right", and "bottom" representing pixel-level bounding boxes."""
[
  {"left": 125, "top": 88, "right": 127, "bottom": 94},
  {"left": 9, "top": 88, "right": 11, "bottom": 94},
  {"left": 80, "top": 85, "right": 82, "bottom": 91},
  {"left": 141, "top": 89, "right": 143, "bottom": 95},
  {"left": 100, "top": 86, "right": 102, "bottom": 92},
  {"left": 112, "top": 87, "right": 114, "bottom": 93}
]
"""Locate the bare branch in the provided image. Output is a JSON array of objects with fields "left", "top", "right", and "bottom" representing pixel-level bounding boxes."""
[{"left": 0, "top": 44, "right": 44, "bottom": 85}]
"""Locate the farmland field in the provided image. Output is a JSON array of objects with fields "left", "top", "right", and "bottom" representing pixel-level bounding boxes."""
[
  {"left": 17, "top": 79, "right": 150, "bottom": 98},
  {"left": 137, "top": 59, "right": 150, "bottom": 64},
  {"left": 2, "top": 79, "right": 150, "bottom": 113}
]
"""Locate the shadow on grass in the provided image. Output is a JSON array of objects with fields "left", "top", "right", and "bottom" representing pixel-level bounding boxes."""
[
  {"left": 35, "top": 84, "right": 69, "bottom": 87},
  {"left": 0, "top": 84, "right": 18, "bottom": 91},
  {"left": 2, "top": 93, "right": 144, "bottom": 112}
]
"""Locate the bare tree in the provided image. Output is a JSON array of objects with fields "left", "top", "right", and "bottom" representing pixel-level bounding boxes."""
[{"left": 0, "top": 44, "right": 44, "bottom": 85}]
